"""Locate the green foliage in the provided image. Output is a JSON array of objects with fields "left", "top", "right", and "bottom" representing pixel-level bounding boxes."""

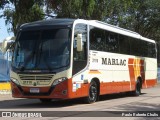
[
  {"left": 48, "top": 0, "right": 107, "bottom": 20},
  {"left": 47, "top": 0, "right": 133, "bottom": 21},
  {"left": 1, "top": 0, "right": 44, "bottom": 35},
  {"left": 120, "top": 0, "right": 160, "bottom": 40},
  {"left": 0, "top": 0, "right": 9, "bottom": 9}
]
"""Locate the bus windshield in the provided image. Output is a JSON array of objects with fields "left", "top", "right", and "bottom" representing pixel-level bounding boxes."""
[{"left": 12, "top": 28, "right": 71, "bottom": 72}]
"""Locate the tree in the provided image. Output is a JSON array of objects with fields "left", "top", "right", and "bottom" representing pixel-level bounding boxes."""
[
  {"left": 0, "top": 0, "right": 44, "bottom": 35},
  {"left": 47, "top": 0, "right": 108, "bottom": 20},
  {"left": 47, "top": 0, "right": 133, "bottom": 21},
  {"left": 0, "top": 0, "right": 9, "bottom": 9},
  {"left": 106, "top": 0, "right": 160, "bottom": 40}
]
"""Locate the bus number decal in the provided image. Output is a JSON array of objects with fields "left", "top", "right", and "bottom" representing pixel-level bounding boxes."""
[{"left": 92, "top": 59, "right": 98, "bottom": 63}]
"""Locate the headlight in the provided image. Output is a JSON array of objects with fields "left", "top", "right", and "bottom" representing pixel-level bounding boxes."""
[
  {"left": 52, "top": 77, "right": 67, "bottom": 86},
  {"left": 11, "top": 78, "right": 20, "bottom": 85}
]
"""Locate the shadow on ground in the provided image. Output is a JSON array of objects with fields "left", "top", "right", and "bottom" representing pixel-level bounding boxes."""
[{"left": 0, "top": 92, "right": 147, "bottom": 109}]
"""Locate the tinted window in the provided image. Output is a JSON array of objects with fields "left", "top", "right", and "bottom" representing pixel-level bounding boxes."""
[
  {"left": 90, "top": 27, "right": 106, "bottom": 51},
  {"left": 89, "top": 26, "right": 156, "bottom": 58},
  {"left": 12, "top": 29, "right": 71, "bottom": 71},
  {"left": 119, "top": 35, "right": 130, "bottom": 54},
  {"left": 148, "top": 43, "right": 156, "bottom": 58},
  {"left": 90, "top": 26, "right": 119, "bottom": 53},
  {"left": 105, "top": 32, "right": 119, "bottom": 53},
  {"left": 140, "top": 40, "right": 148, "bottom": 57},
  {"left": 130, "top": 38, "right": 139, "bottom": 56}
]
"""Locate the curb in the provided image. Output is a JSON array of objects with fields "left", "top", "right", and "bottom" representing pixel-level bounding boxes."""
[{"left": 0, "top": 82, "right": 11, "bottom": 94}]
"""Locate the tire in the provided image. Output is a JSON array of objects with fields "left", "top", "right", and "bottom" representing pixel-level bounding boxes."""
[
  {"left": 85, "top": 80, "right": 98, "bottom": 104},
  {"left": 39, "top": 98, "right": 52, "bottom": 103},
  {"left": 134, "top": 80, "right": 141, "bottom": 96}
]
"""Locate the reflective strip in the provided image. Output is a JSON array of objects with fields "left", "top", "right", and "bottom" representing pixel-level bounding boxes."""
[{"left": 89, "top": 70, "right": 101, "bottom": 74}]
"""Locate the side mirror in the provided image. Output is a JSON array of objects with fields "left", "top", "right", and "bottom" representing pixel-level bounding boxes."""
[
  {"left": 1, "top": 37, "right": 15, "bottom": 53},
  {"left": 76, "top": 34, "right": 83, "bottom": 51}
]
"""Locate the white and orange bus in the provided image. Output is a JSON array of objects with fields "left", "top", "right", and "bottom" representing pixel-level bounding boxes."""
[{"left": 9, "top": 19, "right": 157, "bottom": 103}]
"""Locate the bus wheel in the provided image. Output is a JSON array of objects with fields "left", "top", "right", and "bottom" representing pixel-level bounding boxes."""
[
  {"left": 39, "top": 98, "right": 52, "bottom": 103},
  {"left": 85, "top": 80, "right": 98, "bottom": 104},
  {"left": 134, "top": 80, "right": 141, "bottom": 96}
]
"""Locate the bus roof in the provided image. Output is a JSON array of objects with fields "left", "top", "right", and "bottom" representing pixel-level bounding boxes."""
[
  {"left": 20, "top": 19, "right": 155, "bottom": 43},
  {"left": 87, "top": 20, "right": 140, "bottom": 38},
  {"left": 141, "top": 37, "right": 155, "bottom": 43},
  {"left": 20, "top": 19, "right": 75, "bottom": 29},
  {"left": 87, "top": 20, "right": 155, "bottom": 43}
]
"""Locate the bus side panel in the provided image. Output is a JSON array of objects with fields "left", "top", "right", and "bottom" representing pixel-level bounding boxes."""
[
  {"left": 99, "top": 81, "right": 130, "bottom": 95},
  {"left": 89, "top": 51, "right": 157, "bottom": 95},
  {"left": 142, "top": 79, "right": 157, "bottom": 89},
  {"left": 143, "top": 58, "right": 157, "bottom": 88},
  {"left": 67, "top": 78, "right": 89, "bottom": 99},
  {"left": 128, "top": 58, "right": 136, "bottom": 90},
  {"left": 89, "top": 51, "right": 135, "bottom": 94}
]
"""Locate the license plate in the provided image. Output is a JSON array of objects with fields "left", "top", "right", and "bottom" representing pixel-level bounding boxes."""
[{"left": 30, "top": 88, "right": 40, "bottom": 93}]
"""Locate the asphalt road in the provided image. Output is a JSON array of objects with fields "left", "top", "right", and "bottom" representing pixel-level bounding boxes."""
[{"left": 0, "top": 84, "right": 160, "bottom": 120}]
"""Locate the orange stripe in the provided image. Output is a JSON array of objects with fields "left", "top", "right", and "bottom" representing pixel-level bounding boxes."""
[
  {"left": 145, "top": 79, "right": 157, "bottom": 88},
  {"left": 140, "top": 60, "right": 144, "bottom": 65},
  {"left": 128, "top": 58, "right": 146, "bottom": 90},
  {"left": 89, "top": 70, "right": 101, "bottom": 74},
  {"left": 128, "top": 58, "right": 136, "bottom": 90},
  {"left": 128, "top": 58, "right": 134, "bottom": 64},
  {"left": 100, "top": 81, "right": 130, "bottom": 95}
]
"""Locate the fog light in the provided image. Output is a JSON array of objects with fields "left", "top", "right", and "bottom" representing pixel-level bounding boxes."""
[{"left": 62, "top": 90, "right": 67, "bottom": 95}]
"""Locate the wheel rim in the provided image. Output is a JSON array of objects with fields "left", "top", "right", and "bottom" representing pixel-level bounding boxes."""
[{"left": 89, "top": 83, "right": 97, "bottom": 101}]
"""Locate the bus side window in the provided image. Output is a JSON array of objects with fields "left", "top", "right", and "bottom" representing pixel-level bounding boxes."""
[
  {"left": 106, "top": 32, "right": 119, "bottom": 53},
  {"left": 119, "top": 34, "right": 130, "bottom": 54},
  {"left": 90, "top": 27, "right": 105, "bottom": 51},
  {"left": 148, "top": 43, "right": 156, "bottom": 58}
]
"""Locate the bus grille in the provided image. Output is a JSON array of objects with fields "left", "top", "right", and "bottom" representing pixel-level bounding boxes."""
[{"left": 18, "top": 74, "right": 54, "bottom": 81}]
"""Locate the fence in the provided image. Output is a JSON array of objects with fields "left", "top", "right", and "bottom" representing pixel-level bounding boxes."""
[{"left": 0, "top": 51, "right": 11, "bottom": 82}]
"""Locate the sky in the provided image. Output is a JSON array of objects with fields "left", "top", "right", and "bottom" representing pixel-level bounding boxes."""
[
  {"left": 0, "top": 4, "right": 55, "bottom": 43},
  {"left": 0, "top": 10, "right": 14, "bottom": 43}
]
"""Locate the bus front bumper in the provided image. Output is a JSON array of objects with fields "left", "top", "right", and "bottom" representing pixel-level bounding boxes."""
[{"left": 11, "top": 79, "right": 72, "bottom": 99}]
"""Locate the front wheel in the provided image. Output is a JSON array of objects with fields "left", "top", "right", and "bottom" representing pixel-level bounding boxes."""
[{"left": 85, "top": 81, "right": 98, "bottom": 104}]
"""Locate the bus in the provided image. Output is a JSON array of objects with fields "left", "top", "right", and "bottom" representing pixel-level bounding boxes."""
[{"left": 9, "top": 19, "right": 157, "bottom": 103}]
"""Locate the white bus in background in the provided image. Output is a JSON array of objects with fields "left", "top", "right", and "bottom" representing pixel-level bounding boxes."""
[{"left": 5, "top": 19, "right": 157, "bottom": 103}]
